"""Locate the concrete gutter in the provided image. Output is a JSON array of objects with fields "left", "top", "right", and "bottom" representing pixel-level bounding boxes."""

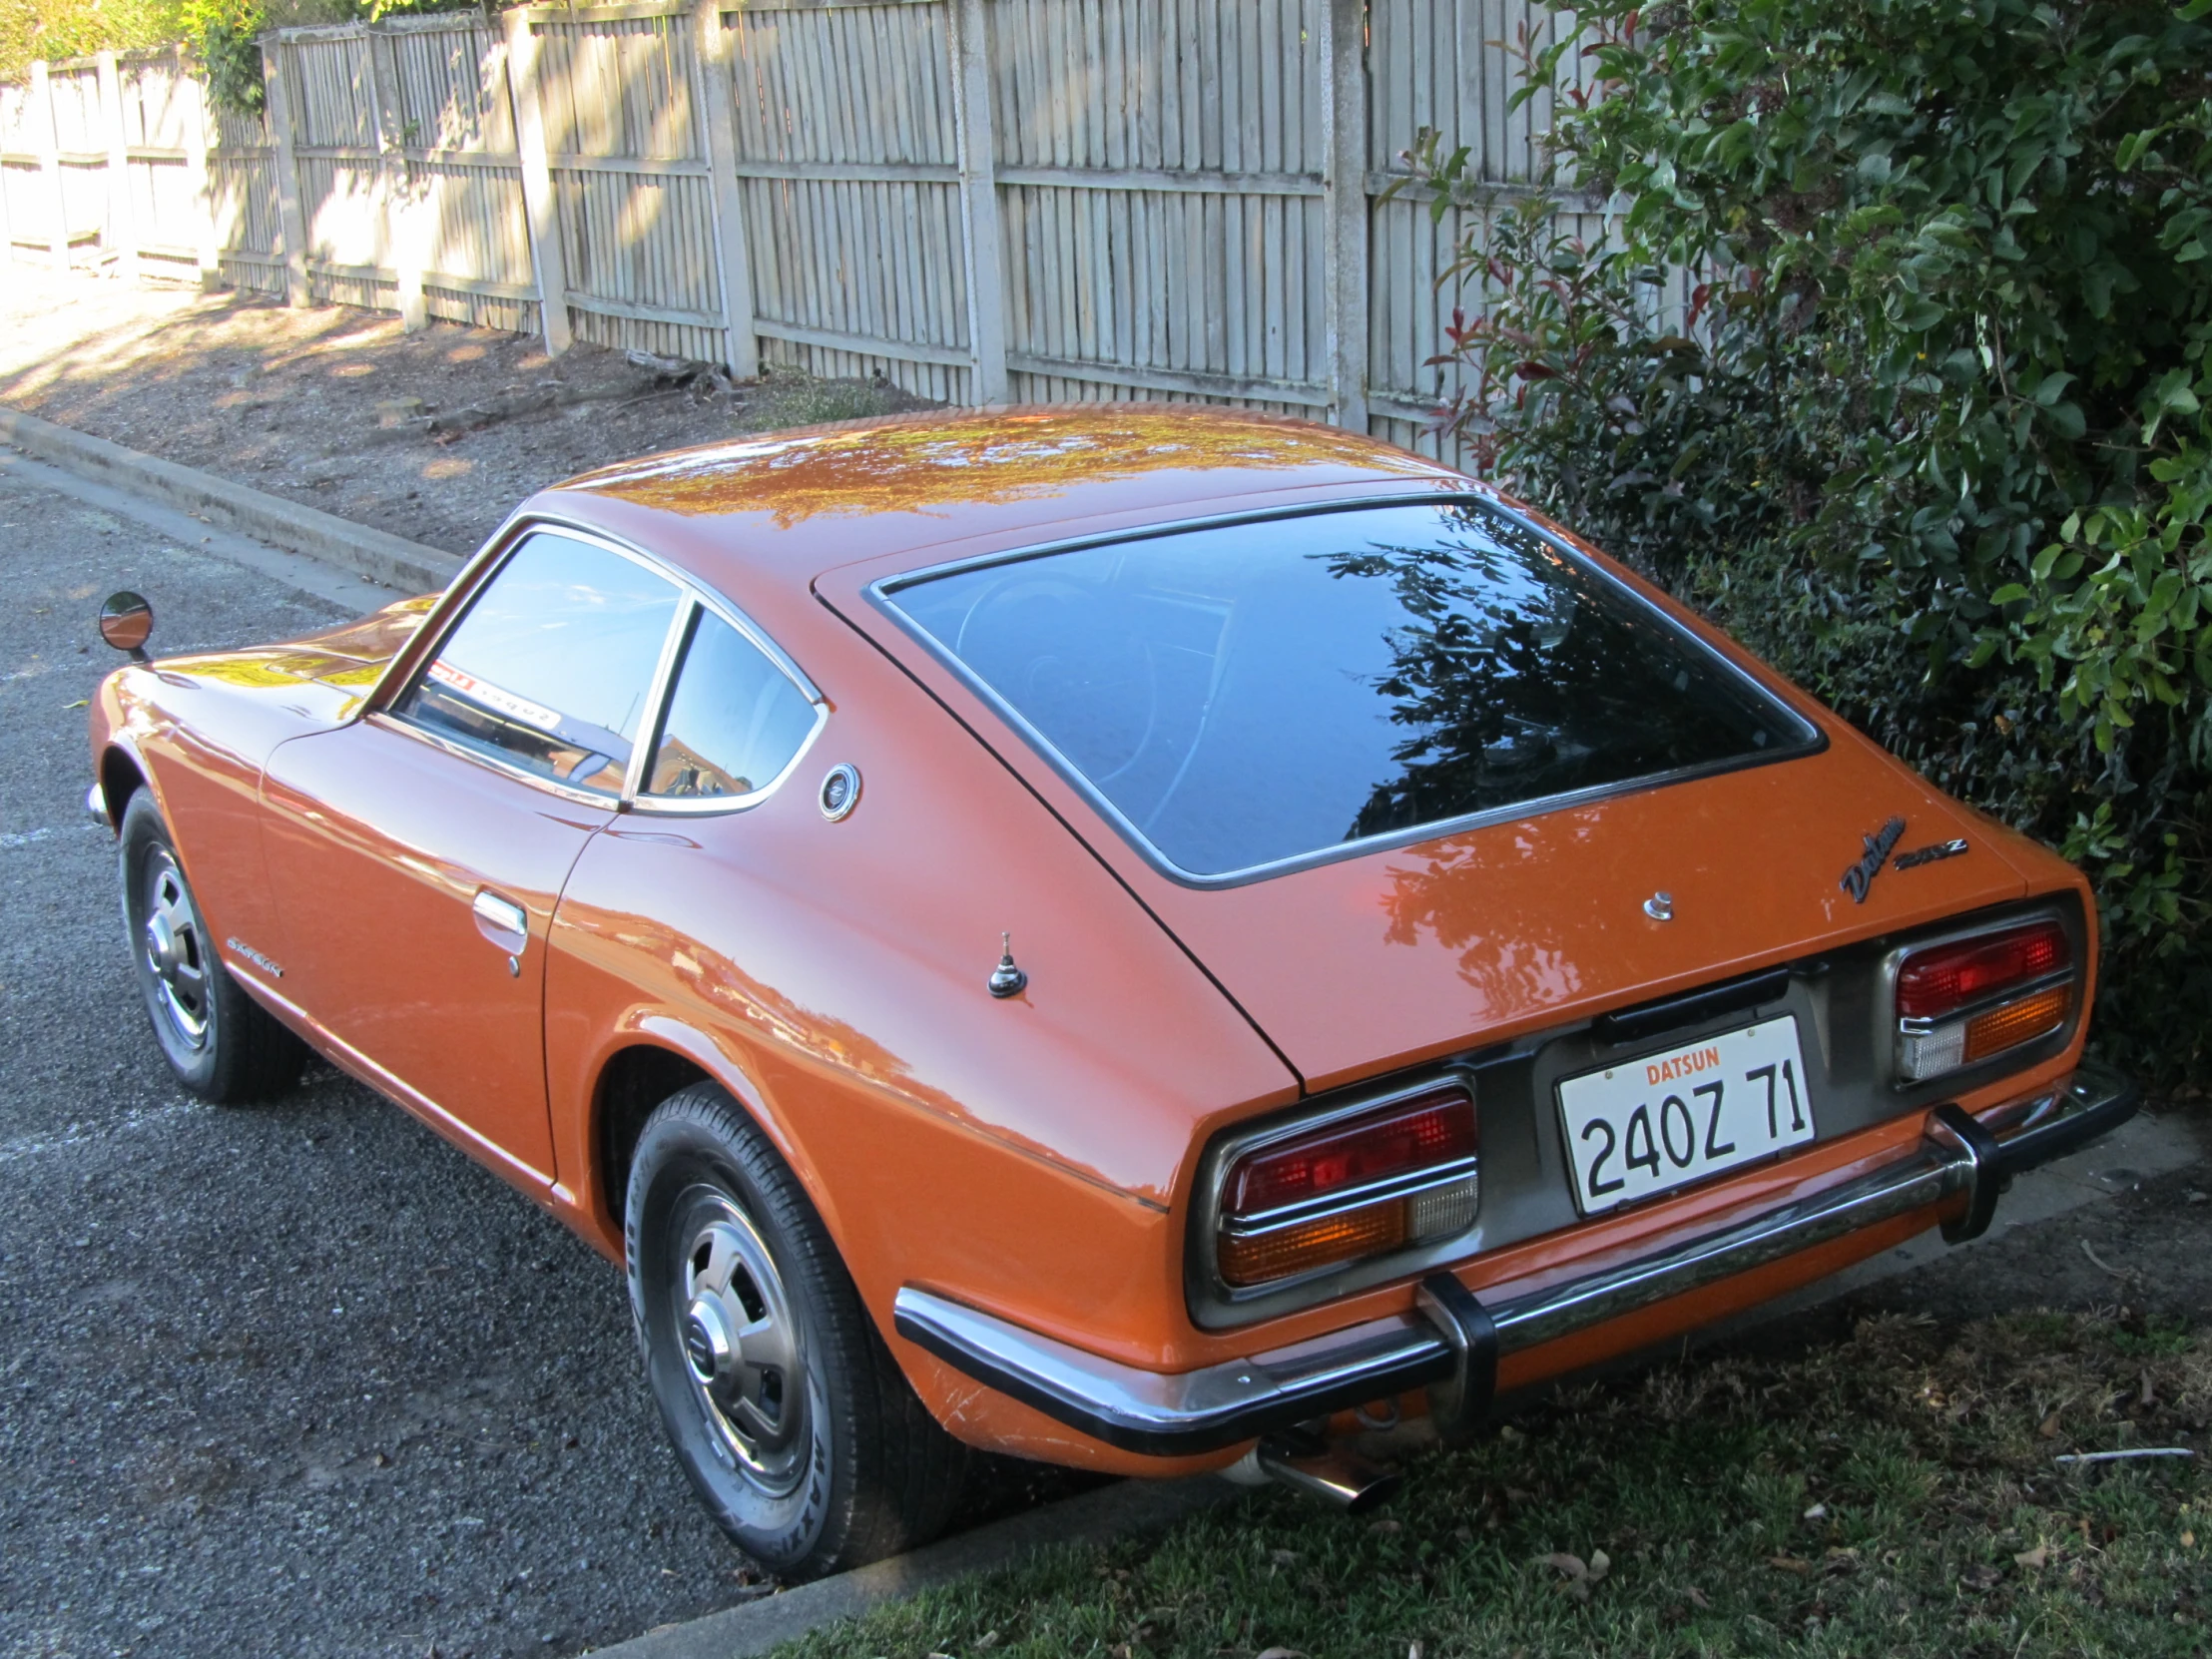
[
  {"left": 0, "top": 406, "right": 463, "bottom": 594},
  {"left": 584, "top": 1472, "right": 1244, "bottom": 1659}
]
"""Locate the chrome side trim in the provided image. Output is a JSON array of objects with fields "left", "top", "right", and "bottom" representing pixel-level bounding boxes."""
[
  {"left": 624, "top": 595, "right": 698, "bottom": 809},
  {"left": 1222, "top": 1157, "right": 1482, "bottom": 1240},
  {"left": 895, "top": 1061, "right": 2137, "bottom": 1456}
]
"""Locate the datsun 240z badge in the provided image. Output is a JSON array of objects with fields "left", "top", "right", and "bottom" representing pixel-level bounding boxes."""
[{"left": 1840, "top": 816, "right": 1907, "bottom": 903}]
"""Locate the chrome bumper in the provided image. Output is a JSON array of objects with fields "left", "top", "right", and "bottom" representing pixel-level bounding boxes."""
[{"left": 893, "top": 1060, "right": 2138, "bottom": 1455}]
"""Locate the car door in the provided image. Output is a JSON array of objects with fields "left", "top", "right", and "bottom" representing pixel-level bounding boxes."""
[{"left": 261, "top": 529, "right": 686, "bottom": 1185}]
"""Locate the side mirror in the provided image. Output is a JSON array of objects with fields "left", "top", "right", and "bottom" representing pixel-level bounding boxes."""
[{"left": 98, "top": 591, "right": 154, "bottom": 662}]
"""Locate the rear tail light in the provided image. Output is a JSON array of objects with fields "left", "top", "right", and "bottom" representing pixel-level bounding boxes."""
[
  {"left": 1894, "top": 919, "right": 2073, "bottom": 1081},
  {"left": 1217, "top": 1087, "right": 1477, "bottom": 1289}
]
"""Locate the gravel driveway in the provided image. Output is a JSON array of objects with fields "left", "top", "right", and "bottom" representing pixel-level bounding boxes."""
[{"left": 0, "top": 467, "right": 775, "bottom": 1658}]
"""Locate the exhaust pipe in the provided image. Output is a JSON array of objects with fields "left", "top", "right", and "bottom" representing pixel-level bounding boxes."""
[{"left": 1249, "top": 1436, "right": 1403, "bottom": 1514}]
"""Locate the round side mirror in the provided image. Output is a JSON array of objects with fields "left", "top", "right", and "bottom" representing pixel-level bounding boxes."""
[{"left": 98, "top": 591, "right": 154, "bottom": 659}]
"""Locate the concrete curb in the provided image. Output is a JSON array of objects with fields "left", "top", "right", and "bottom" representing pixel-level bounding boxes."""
[
  {"left": 584, "top": 1473, "right": 1245, "bottom": 1659},
  {"left": 0, "top": 406, "right": 464, "bottom": 593}
]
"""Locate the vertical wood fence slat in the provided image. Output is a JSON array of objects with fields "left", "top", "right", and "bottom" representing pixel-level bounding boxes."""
[
  {"left": 181, "top": 66, "right": 217, "bottom": 283},
  {"left": 1322, "top": 0, "right": 1367, "bottom": 428},
  {"left": 949, "top": 0, "right": 1008, "bottom": 402},
  {"left": 695, "top": 2, "right": 757, "bottom": 376},
  {"left": 365, "top": 29, "right": 426, "bottom": 330},
  {"left": 29, "top": 61, "right": 68, "bottom": 271},
  {"left": 96, "top": 52, "right": 137, "bottom": 278},
  {"left": 262, "top": 43, "right": 309, "bottom": 304},
  {"left": 507, "top": 8, "right": 573, "bottom": 355}
]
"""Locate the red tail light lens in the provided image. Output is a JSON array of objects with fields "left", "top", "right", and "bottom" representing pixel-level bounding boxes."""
[
  {"left": 1226, "top": 1090, "right": 1477, "bottom": 1215},
  {"left": 1217, "top": 1087, "right": 1478, "bottom": 1289},
  {"left": 1894, "top": 918, "right": 2076, "bottom": 1082},
  {"left": 1896, "top": 921, "right": 2070, "bottom": 1020}
]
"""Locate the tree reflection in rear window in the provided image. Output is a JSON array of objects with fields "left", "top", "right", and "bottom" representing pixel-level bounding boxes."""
[{"left": 884, "top": 501, "right": 1820, "bottom": 879}]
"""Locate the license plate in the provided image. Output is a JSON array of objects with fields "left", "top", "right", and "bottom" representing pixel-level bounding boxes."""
[{"left": 1556, "top": 1018, "right": 1815, "bottom": 1216}]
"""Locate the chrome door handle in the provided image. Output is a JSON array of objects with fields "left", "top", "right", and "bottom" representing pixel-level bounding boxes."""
[{"left": 471, "top": 888, "right": 529, "bottom": 953}]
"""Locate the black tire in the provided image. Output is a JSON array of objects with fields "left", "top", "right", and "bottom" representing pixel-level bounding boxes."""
[
  {"left": 625, "top": 1082, "right": 968, "bottom": 1578},
  {"left": 118, "top": 789, "right": 307, "bottom": 1103}
]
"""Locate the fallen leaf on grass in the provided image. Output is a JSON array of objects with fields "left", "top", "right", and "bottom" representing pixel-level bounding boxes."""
[
  {"left": 1682, "top": 1586, "right": 1712, "bottom": 1609},
  {"left": 1254, "top": 1648, "right": 1307, "bottom": 1659},
  {"left": 1767, "top": 1554, "right": 1813, "bottom": 1575},
  {"left": 2015, "top": 1544, "right": 2050, "bottom": 1569},
  {"left": 63, "top": 699, "right": 87, "bottom": 710},
  {"left": 1961, "top": 1564, "right": 2003, "bottom": 1591},
  {"left": 2038, "top": 1411, "right": 2062, "bottom": 1439},
  {"left": 1537, "top": 1549, "right": 1611, "bottom": 1601},
  {"left": 974, "top": 1634, "right": 999, "bottom": 1652},
  {"left": 1802, "top": 1503, "right": 1828, "bottom": 1520},
  {"left": 1268, "top": 1549, "right": 1301, "bottom": 1567}
]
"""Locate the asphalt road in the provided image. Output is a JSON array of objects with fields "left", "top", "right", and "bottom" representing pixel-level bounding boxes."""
[{"left": 0, "top": 465, "right": 776, "bottom": 1658}]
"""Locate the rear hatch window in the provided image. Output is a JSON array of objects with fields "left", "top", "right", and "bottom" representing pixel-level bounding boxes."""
[{"left": 880, "top": 499, "right": 1820, "bottom": 881}]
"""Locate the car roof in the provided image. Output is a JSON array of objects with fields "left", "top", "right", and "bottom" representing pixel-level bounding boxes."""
[{"left": 528, "top": 405, "right": 1466, "bottom": 595}]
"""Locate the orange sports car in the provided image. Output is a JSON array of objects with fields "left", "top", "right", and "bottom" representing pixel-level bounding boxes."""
[{"left": 87, "top": 408, "right": 2135, "bottom": 1577}]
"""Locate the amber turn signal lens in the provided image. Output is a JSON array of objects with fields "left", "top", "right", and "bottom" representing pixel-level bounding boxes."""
[
  {"left": 1219, "top": 1201, "right": 1407, "bottom": 1287},
  {"left": 1963, "top": 982, "right": 2071, "bottom": 1063}
]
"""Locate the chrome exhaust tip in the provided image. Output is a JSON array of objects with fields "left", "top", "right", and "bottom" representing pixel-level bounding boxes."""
[{"left": 1251, "top": 1436, "right": 1403, "bottom": 1514}]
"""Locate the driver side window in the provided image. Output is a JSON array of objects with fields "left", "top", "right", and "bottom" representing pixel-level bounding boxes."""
[{"left": 391, "top": 533, "right": 682, "bottom": 796}]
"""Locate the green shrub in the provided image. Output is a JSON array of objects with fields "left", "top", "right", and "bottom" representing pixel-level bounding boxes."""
[
  {"left": 0, "top": 0, "right": 188, "bottom": 78},
  {"left": 1413, "top": 0, "right": 2212, "bottom": 1086}
]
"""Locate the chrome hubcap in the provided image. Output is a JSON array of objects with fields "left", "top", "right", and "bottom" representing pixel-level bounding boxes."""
[
  {"left": 675, "top": 1192, "right": 807, "bottom": 1495},
  {"left": 141, "top": 848, "right": 210, "bottom": 1050}
]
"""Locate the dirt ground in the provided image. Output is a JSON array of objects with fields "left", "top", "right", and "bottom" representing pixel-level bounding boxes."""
[{"left": 0, "top": 267, "right": 931, "bottom": 558}]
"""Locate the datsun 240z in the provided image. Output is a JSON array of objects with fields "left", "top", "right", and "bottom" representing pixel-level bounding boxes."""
[{"left": 86, "top": 409, "right": 2136, "bottom": 1577}]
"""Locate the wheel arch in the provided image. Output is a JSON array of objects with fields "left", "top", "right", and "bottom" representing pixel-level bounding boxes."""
[
  {"left": 98, "top": 742, "right": 150, "bottom": 830},
  {"left": 583, "top": 1027, "right": 842, "bottom": 1258}
]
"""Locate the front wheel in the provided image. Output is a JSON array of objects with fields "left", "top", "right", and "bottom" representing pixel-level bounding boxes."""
[
  {"left": 118, "top": 790, "right": 305, "bottom": 1103},
  {"left": 626, "top": 1083, "right": 968, "bottom": 1579}
]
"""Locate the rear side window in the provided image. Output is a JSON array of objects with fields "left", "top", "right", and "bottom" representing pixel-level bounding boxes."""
[
  {"left": 642, "top": 608, "right": 819, "bottom": 802},
  {"left": 885, "top": 500, "right": 1817, "bottom": 878},
  {"left": 393, "top": 532, "right": 682, "bottom": 796}
]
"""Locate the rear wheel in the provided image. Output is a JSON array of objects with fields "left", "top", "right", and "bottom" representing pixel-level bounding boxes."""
[
  {"left": 119, "top": 790, "right": 306, "bottom": 1103},
  {"left": 626, "top": 1083, "right": 968, "bottom": 1578}
]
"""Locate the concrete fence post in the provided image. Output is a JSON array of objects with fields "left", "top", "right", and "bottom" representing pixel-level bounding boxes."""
[
  {"left": 505, "top": 7, "right": 572, "bottom": 357},
  {"left": 96, "top": 52, "right": 140, "bottom": 280},
  {"left": 29, "top": 60, "right": 70, "bottom": 273},
  {"left": 178, "top": 53, "right": 220, "bottom": 286},
  {"left": 694, "top": 0, "right": 759, "bottom": 379},
  {"left": 946, "top": 0, "right": 1008, "bottom": 404},
  {"left": 261, "top": 40, "right": 311, "bottom": 306},
  {"left": 1321, "top": 0, "right": 1371, "bottom": 431}
]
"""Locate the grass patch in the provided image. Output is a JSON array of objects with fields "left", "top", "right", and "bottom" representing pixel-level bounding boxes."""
[{"left": 782, "top": 1312, "right": 2209, "bottom": 1658}]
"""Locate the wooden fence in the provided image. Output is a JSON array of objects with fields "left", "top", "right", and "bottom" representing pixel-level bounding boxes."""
[{"left": 2, "top": 0, "right": 1612, "bottom": 456}]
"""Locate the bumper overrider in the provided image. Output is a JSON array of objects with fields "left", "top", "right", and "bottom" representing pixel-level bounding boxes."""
[{"left": 894, "top": 1060, "right": 2139, "bottom": 1456}]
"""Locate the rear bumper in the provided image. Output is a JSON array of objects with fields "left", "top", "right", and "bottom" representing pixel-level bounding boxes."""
[{"left": 893, "top": 1059, "right": 2139, "bottom": 1455}]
